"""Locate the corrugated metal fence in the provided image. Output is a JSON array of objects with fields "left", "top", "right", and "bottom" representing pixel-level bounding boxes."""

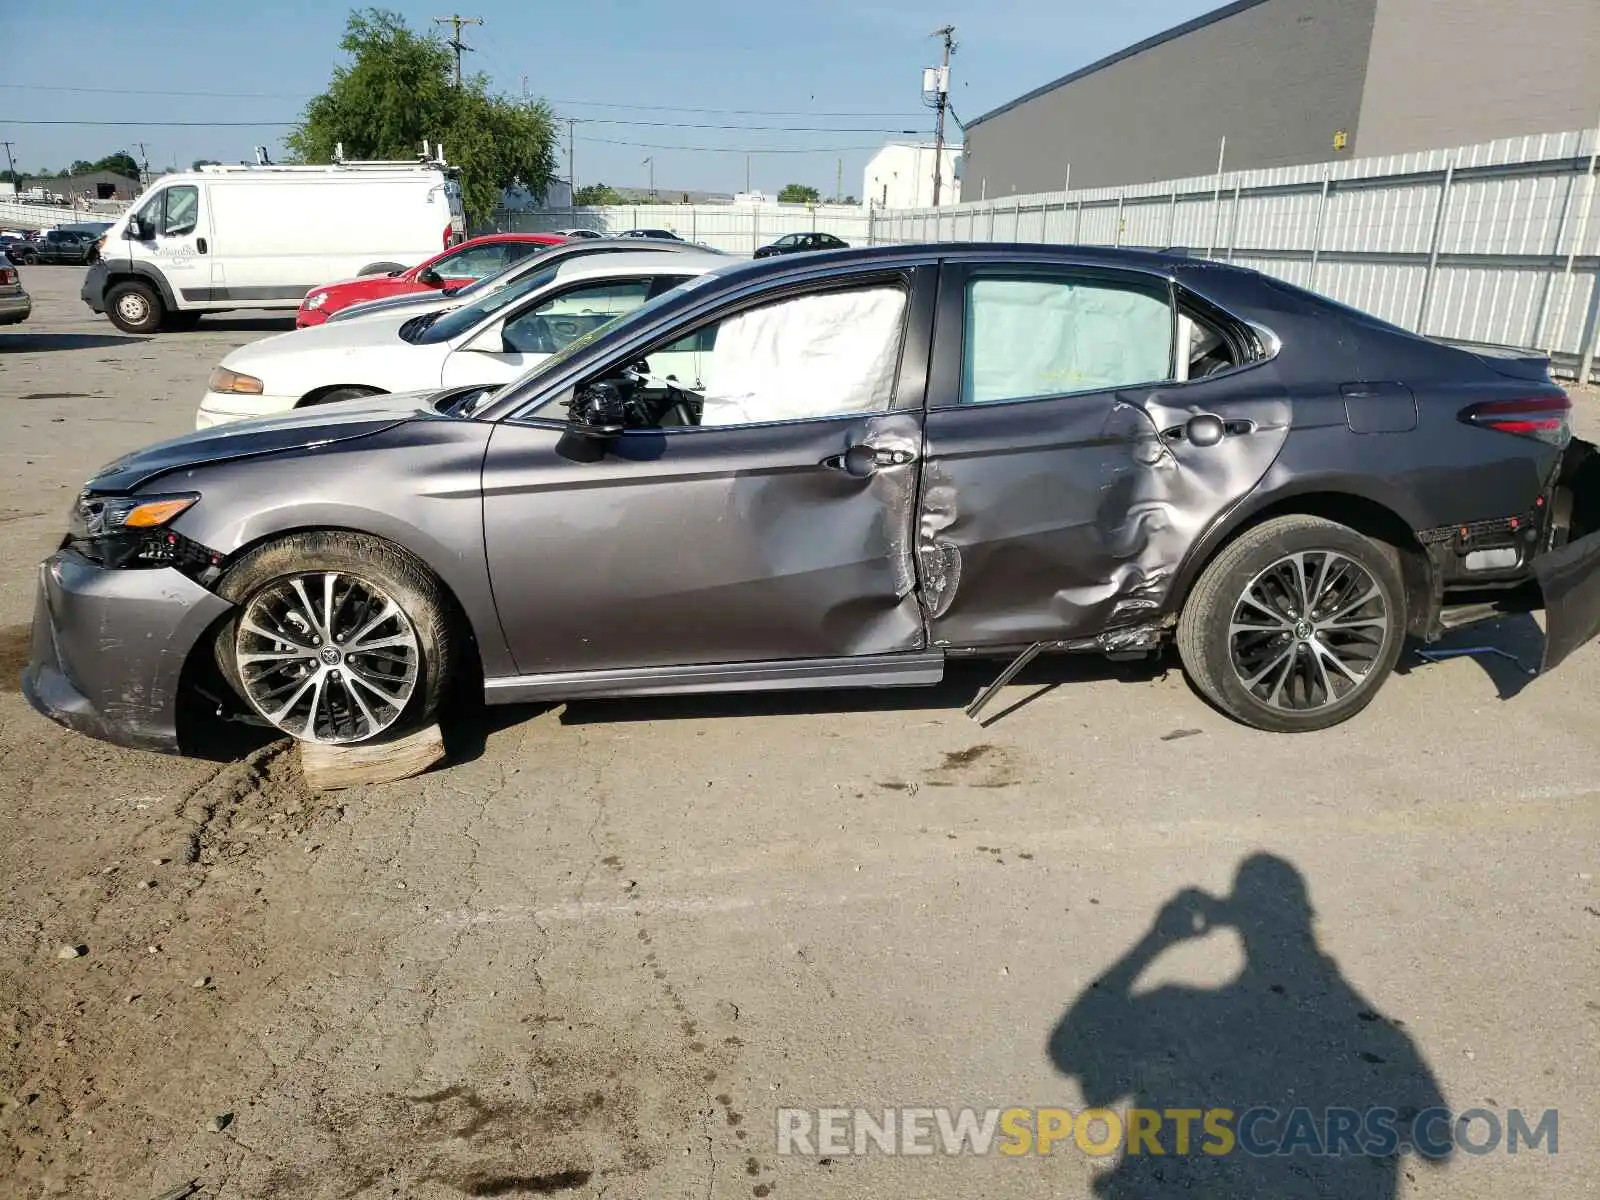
[
  {"left": 873, "top": 127, "right": 1600, "bottom": 383},
  {"left": 495, "top": 203, "right": 873, "bottom": 256}
]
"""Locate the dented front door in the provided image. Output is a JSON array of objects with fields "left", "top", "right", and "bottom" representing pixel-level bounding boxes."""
[{"left": 916, "top": 261, "right": 1290, "bottom": 649}]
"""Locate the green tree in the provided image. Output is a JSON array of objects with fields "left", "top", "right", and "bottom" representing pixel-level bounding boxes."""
[
  {"left": 286, "top": 8, "right": 557, "bottom": 222},
  {"left": 93, "top": 152, "right": 141, "bottom": 178},
  {"left": 574, "top": 182, "right": 623, "bottom": 206},
  {"left": 779, "top": 183, "right": 820, "bottom": 204}
]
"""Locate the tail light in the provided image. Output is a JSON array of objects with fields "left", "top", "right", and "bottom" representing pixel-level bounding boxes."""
[
  {"left": 0, "top": 267, "right": 15, "bottom": 286},
  {"left": 1459, "top": 394, "right": 1571, "bottom": 446}
]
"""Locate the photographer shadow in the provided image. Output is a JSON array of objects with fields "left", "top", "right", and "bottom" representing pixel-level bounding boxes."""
[{"left": 1048, "top": 855, "right": 1452, "bottom": 1199}]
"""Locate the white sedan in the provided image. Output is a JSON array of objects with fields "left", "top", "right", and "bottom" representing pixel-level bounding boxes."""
[{"left": 196, "top": 250, "right": 726, "bottom": 429}]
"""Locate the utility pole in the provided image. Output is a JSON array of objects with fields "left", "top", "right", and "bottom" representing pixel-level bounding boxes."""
[
  {"left": 566, "top": 118, "right": 577, "bottom": 201},
  {"left": 0, "top": 141, "right": 16, "bottom": 186},
  {"left": 434, "top": 14, "right": 482, "bottom": 87},
  {"left": 929, "top": 24, "right": 955, "bottom": 208},
  {"left": 642, "top": 156, "right": 654, "bottom": 199},
  {"left": 836, "top": 157, "right": 842, "bottom": 204},
  {"left": 135, "top": 142, "right": 151, "bottom": 190},
  {"left": 745, "top": 154, "right": 751, "bottom": 195}
]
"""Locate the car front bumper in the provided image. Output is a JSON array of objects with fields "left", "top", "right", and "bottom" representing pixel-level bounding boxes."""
[
  {"left": 0, "top": 291, "right": 31, "bottom": 325},
  {"left": 195, "top": 389, "right": 298, "bottom": 430},
  {"left": 22, "top": 551, "right": 234, "bottom": 753},
  {"left": 81, "top": 260, "right": 109, "bottom": 313}
]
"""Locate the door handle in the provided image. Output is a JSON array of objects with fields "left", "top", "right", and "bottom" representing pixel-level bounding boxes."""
[
  {"left": 821, "top": 445, "right": 916, "bottom": 476},
  {"left": 196, "top": 238, "right": 208, "bottom": 254}
]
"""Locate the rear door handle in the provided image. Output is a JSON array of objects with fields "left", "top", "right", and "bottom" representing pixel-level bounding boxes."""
[
  {"left": 821, "top": 445, "right": 916, "bottom": 476},
  {"left": 196, "top": 238, "right": 208, "bottom": 253}
]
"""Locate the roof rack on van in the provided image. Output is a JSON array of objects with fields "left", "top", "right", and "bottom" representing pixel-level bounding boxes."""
[{"left": 196, "top": 140, "right": 454, "bottom": 176}]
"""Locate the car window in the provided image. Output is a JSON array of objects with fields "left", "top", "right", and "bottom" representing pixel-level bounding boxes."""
[
  {"left": 960, "top": 273, "right": 1174, "bottom": 405},
  {"left": 602, "top": 284, "right": 908, "bottom": 429},
  {"left": 774, "top": 235, "right": 797, "bottom": 248},
  {"left": 501, "top": 278, "right": 658, "bottom": 355},
  {"left": 505, "top": 241, "right": 546, "bottom": 264},
  {"left": 416, "top": 266, "right": 562, "bottom": 344},
  {"left": 438, "top": 242, "right": 509, "bottom": 279},
  {"left": 161, "top": 185, "right": 199, "bottom": 237}
]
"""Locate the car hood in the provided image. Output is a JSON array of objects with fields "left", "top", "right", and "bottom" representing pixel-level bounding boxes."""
[
  {"left": 226, "top": 313, "right": 414, "bottom": 368},
  {"left": 91, "top": 390, "right": 444, "bottom": 493}
]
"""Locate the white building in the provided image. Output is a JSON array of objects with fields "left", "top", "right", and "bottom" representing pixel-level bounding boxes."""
[{"left": 863, "top": 142, "right": 962, "bottom": 210}]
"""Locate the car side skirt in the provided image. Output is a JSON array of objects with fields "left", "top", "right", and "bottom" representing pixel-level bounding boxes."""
[{"left": 483, "top": 651, "right": 947, "bottom": 705}]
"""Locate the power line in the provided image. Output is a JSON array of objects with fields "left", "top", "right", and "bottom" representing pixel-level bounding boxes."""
[
  {"left": 567, "top": 118, "right": 921, "bottom": 133},
  {"left": 0, "top": 82, "right": 927, "bottom": 118},
  {"left": 577, "top": 135, "right": 888, "bottom": 155},
  {"left": 1, "top": 115, "right": 924, "bottom": 135},
  {"left": 0, "top": 119, "right": 295, "bottom": 127}
]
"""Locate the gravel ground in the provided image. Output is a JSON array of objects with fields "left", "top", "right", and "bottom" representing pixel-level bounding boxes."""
[{"left": 1, "top": 267, "right": 1596, "bottom": 1199}]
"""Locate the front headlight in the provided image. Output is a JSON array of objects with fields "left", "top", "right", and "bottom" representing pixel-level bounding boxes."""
[
  {"left": 303, "top": 291, "right": 328, "bottom": 310},
  {"left": 69, "top": 491, "right": 199, "bottom": 541},
  {"left": 207, "top": 366, "right": 264, "bottom": 395}
]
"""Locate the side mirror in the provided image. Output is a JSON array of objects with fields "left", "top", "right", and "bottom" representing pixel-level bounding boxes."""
[
  {"left": 124, "top": 219, "right": 147, "bottom": 241},
  {"left": 417, "top": 267, "right": 443, "bottom": 287},
  {"left": 556, "top": 381, "right": 626, "bottom": 462}
]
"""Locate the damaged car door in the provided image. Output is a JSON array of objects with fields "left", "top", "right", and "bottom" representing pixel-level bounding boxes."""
[
  {"left": 917, "top": 261, "right": 1290, "bottom": 648},
  {"left": 481, "top": 268, "right": 936, "bottom": 681}
]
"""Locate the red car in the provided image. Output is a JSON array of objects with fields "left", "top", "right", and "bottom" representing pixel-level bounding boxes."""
[{"left": 295, "top": 233, "right": 567, "bottom": 327}]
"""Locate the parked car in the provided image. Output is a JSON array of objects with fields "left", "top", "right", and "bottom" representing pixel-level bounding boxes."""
[
  {"left": 196, "top": 250, "right": 726, "bottom": 427},
  {"left": 0, "top": 233, "right": 29, "bottom": 262},
  {"left": 296, "top": 233, "right": 567, "bottom": 327},
  {"left": 83, "top": 156, "right": 466, "bottom": 334},
  {"left": 754, "top": 232, "right": 850, "bottom": 258},
  {"left": 10, "top": 228, "right": 99, "bottom": 265},
  {"left": 326, "top": 237, "right": 723, "bottom": 326},
  {"left": 0, "top": 262, "right": 31, "bottom": 325},
  {"left": 555, "top": 228, "right": 604, "bottom": 240},
  {"left": 25, "top": 244, "right": 1600, "bottom": 754},
  {"left": 617, "top": 228, "right": 683, "bottom": 241}
]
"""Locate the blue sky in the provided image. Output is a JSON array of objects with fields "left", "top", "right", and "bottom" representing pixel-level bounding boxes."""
[{"left": 1, "top": 0, "right": 1217, "bottom": 196}]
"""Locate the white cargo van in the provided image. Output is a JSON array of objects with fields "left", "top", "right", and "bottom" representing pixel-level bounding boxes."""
[{"left": 83, "top": 154, "right": 466, "bottom": 333}]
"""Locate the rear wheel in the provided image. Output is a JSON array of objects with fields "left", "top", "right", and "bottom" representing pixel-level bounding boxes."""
[
  {"left": 106, "top": 280, "right": 163, "bottom": 334},
  {"left": 1177, "top": 515, "right": 1406, "bottom": 733},
  {"left": 214, "top": 532, "right": 455, "bottom": 745}
]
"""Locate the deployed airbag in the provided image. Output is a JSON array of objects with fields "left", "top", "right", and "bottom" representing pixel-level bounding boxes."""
[
  {"left": 963, "top": 278, "right": 1172, "bottom": 404},
  {"left": 698, "top": 287, "right": 907, "bottom": 426}
]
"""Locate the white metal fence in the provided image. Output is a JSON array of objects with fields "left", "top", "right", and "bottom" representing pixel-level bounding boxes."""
[
  {"left": 872, "top": 127, "right": 1600, "bottom": 383},
  {"left": 494, "top": 203, "right": 874, "bottom": 256}
]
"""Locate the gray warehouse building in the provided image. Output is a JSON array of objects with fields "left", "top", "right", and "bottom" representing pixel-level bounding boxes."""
[{"left": 963, "top": 0, "right": 1600, "bottom": 199}]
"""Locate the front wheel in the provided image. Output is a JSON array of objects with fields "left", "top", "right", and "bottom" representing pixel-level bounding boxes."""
[
  {"left": 1176, "top": 515, "right": 1407, "bottom": 733},
  {"left": 213, "top": 532, "right": 456, "bottom": 745},
  {"left": 106, "top": 280, "right": 163, "bottom": 334}
]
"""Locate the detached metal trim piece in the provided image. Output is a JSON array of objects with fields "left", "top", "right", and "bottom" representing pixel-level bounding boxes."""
[{"left": 483, "top": 651, "right": 946, "bottom": 705}]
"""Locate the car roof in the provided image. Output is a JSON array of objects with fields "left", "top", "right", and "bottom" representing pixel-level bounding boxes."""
[{"left": 550, "top": 249, "right": 729, "bottom": 281}]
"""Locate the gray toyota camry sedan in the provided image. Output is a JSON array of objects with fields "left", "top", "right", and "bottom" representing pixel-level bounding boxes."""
[{"left": 23, "top": 244, "right": 1600, "bottom": 753}]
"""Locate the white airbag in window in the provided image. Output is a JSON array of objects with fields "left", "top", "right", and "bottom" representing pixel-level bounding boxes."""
[
  {"left": 964, "top": 279, "right": 1172, "bottom": 404},
  {"left": 698, "top": 287, "right": 906, "bottom": 426}
]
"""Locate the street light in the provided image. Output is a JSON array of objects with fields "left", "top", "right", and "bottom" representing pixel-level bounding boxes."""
[{"left": 642, "top": 156, "right": 655, "bottom": 200}]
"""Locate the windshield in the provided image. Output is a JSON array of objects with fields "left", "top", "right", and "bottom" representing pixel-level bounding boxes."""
[
  {"left": 443, "top": 245, "right": 557, "bottom": 300},
  {"left": 485, "top": 273, "right": 722, "bottom": 412},
  {"left": 412, "top": 266, "right": 561, "bottom": 344}
]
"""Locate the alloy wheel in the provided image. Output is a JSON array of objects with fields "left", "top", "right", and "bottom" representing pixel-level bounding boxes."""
[
  {"left": 1227, "top": 551, "right": 1389, "bottom": 712},
  {"left": 235, "top": 571, "right": 420, "bottom": 743}
]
